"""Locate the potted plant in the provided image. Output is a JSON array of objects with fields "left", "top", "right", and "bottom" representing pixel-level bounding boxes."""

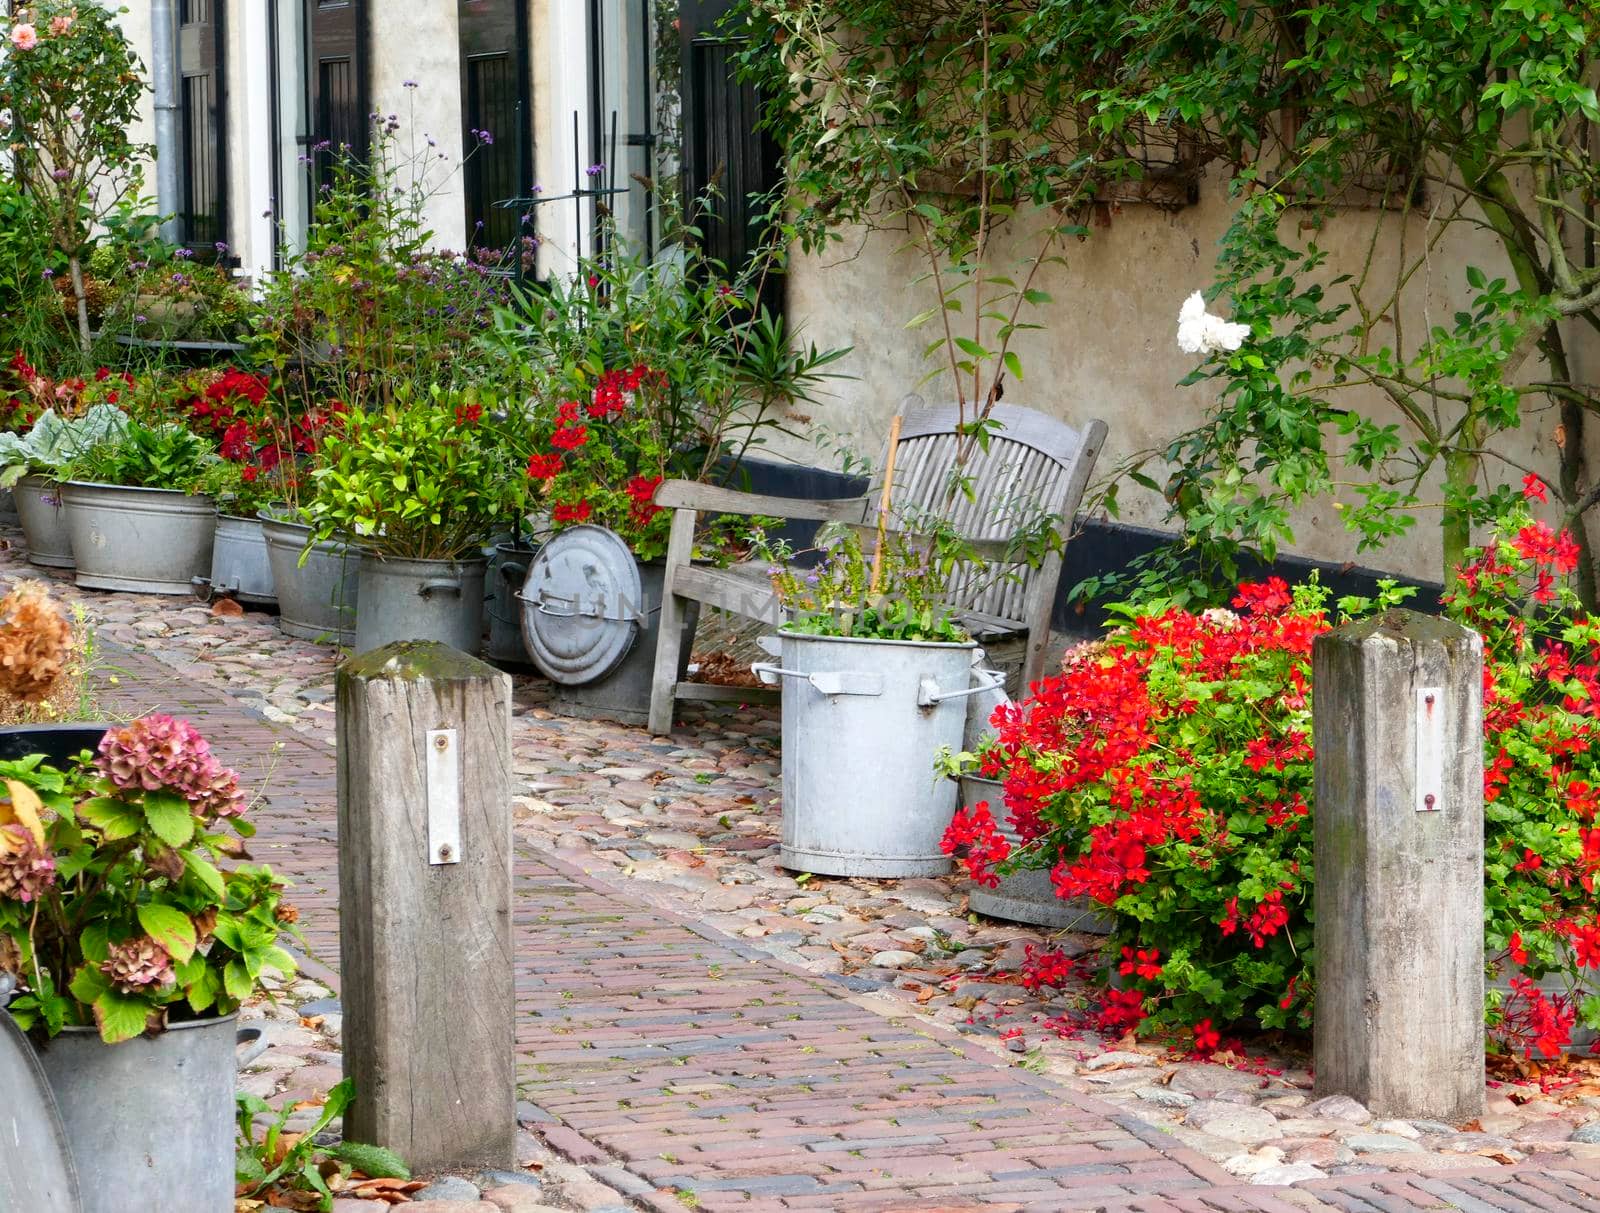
[
  {"left": 750, "top": 523, "right": 993, "bottom": 877},
  {"left": 305, "top": 384, "right": 525, "bottom": 653},
  {"left": 182, "top": 367, "right": 335, "bottom": 610},
  {"left": 96, "top": 242, "right": 253, "bottom": 351},
  {"left": 0, "top": 713, "right": 296, "bottom": 1213},
  {"left": 935, "top": 737, "right": 1113, "bottom": 933},
  {"left": 0, "top": 402, "right": 130, "bottom": 569},
  {"left": 60, "top": 420, "right": 220, "bottom": 594}
]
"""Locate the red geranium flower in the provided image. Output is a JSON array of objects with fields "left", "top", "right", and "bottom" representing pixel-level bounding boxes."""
[
  {"left": 526, "top": 454, "right": 563, "bottom": 481},
  {"left": 553, "top": 500, "right": 592, "bottom": 524}
]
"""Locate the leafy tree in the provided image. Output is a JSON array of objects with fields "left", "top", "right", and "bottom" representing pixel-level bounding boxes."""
[
  {"left": 0, "top": 2, "right": 151, "bottom": 353},
  {"left": 734, "top": 1, "right": 1600, "bottom": 602}
]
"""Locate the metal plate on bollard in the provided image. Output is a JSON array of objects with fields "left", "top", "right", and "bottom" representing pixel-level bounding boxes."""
[
  {"left": 1415, "top": 686, "right": 1444, "bottom": 812},
  {"left": 426, "top": 728, "right": 461, "bottom": 864}
]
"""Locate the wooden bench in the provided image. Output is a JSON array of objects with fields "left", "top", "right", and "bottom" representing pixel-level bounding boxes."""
[{"left": 646, "top": 401, "right": 1108, "bottom": 734}]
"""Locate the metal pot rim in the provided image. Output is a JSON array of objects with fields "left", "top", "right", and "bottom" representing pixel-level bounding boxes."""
[{"left": 777, "top": 629, "right": 979, "bottom": 651}]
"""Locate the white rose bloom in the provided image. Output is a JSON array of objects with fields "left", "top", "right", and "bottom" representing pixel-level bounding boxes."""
[{"left": 1177, "top": 290, "right": 1251, "bottom": 355}]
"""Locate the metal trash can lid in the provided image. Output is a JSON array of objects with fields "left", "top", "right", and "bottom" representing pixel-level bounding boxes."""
[
  {"left": 519, "top": 525, "right": 645, "bottom": 686},
  {"left": 0, "top": 1010, "right": 82, "bottom": 1211}
]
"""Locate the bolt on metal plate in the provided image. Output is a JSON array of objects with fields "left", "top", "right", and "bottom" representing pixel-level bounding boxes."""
[
  {"left": 426, "top": 728, "right": 461, "bottom": 864},
  {"left": 1415, "top": 687, "right": 1444, "bottom": 813}
]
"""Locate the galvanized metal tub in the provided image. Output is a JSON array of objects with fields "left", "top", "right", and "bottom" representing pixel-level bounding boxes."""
[
  {"left": 14, "top": 475, "right": 75, "bottom": 568},
  {"left": 0, "top": 483, "right": 20, "bottom": 528},
  {"left": 961, "top": 775, "right": 1114, "bottom": 931},
  {"left": 259, "top": 512, "right": 359, "bottom": 645},
  {"left": 519, "top": 529, "right": 699, "bottom": 726},
  {"left": 61, "top": 482, "right": 217, "bottom": 595},
  {"left": 198, "top": 515, "right": 277, "bottom": 607},
  {"left": 486, "top": 541, "right": 536, "bottom": 668},
  {"left": 354, "top": 553, "right": 486, "bottom": 655},
  {"left": 761, "top": 632, "right": 976, "bottom": 877},
  {"left": 34, "top": 1014, "right": 238, "bottom": 1213}
]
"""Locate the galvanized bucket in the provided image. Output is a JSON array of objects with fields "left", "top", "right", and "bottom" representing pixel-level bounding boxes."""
[
  {"left": 0, "top": 484, "right": 19, "bottom": 529},
  {"left": 14, "top": 475, "right": 75, "bottom": 568},
  {"left": 519, "top": 528, "right": 699, "bottom": 726},
  {"left": 196, "top": 515, "right": 277, "bottom": 607},
  {"left": 60, "top": 482, "right": 217, "bottom": 595},
  {"left": 486, "top": 541, "right": 536, "bottom": 667},
  {"left": 757, "top": 632, "right": 982, "bottom": 877},
  {"left": 354, "top": 553, "right": 486, "bottom": 656},
  {"left": 259, "top": 512, "right": 359, "bottom": 645},
  {"left": 961, "top": 775, "right": 1114, "bottom": 931},
  {"left": 33, "top": 1015, "right": 239, "bottom": 1213}
]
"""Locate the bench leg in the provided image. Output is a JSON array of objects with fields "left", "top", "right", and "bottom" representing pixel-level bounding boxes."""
[{"left": 648, "top": 509, "right": 696, "bottom": 735}]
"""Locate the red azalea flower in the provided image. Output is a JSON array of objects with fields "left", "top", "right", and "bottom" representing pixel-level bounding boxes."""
[{"left": 526, "top": 454, "right": 563, "bottom": 481}]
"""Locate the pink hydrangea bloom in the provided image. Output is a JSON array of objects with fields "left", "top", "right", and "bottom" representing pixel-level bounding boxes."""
[
  {"left": 101, "top": 936, "right": 174, "bottom": 993},
  {"left": 9, "top": 23, "right": 38, "bottom": 50},
  {"left": 96, "top": 715, "right": 246, "bottom": 820},
  {"left": 0, "top": 822, "right": 56, "bottom": 903}
]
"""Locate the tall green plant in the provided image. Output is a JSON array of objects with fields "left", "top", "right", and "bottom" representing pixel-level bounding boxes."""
[
  {"left": 1047, "top": 0, "right": 1600, "bottom": 605},
  {"left": 0, "top": 2, "right": 151, "bottom": 353}
]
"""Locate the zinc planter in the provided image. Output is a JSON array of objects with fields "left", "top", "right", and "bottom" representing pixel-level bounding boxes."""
[
  {"left": 61, "top": 482, "right": 216, "bottom": 595},
  {"left": 14, "top": 476, "right": 75, "bottom": 569},
  {"left": 259, "top": 512, "right": 359, "bottom": 645},
  {"left": 757, "top": 631, "right": 977, "bottom": 877},
  {"left": 198, "top": 515, "right": 277, "bottom": 607},
  {"left": 518, "top": 526, "right": 698, "bottom": 726},
  {"left": 961, "top": 775, "right": 1113, "bottom": 932},
  {"left": 33, "top": 1015, "right": 239, "bottom": 1213},
  {"left": 486, "top": 540, "right": 536, "bottom": 668},
  {"left": 0, "top": 724, "right": 109, "bottom": 767},
  {"left": 354, "top": 553, "right": 486, "bottom": 655}
]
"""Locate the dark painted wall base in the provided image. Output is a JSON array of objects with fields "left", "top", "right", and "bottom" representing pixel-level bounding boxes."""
[{"left": 734, "top": 457, "right": 1444, "bottom": 642}]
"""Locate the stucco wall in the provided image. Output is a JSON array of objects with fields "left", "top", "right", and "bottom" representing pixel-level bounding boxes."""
[
  {"left": 369, "top": 6, "right": 468, "bottom": 254},
  {"left": 779, "top": 166, "right": 1599, "bottom": 584}
]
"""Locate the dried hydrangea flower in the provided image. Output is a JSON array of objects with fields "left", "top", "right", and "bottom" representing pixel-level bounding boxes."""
[
  {"left": 95, "top": 715, "right": 245, "bottom": 819},
  {"left": 0, "top": 931, "right": 24, "bottom": 977},
  {"left": 0, "top": 821, "right": 56, "bottom": 902},
  {"left": 100, "top": 936, "right": 175, "bottom": 993},
  {"left": 0, "top": 580, "right": 72, "bottom": 702}
]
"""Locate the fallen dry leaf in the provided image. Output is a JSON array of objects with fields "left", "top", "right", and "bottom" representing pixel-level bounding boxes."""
[{"left": 211, "top": 597, "right": 245, "bottom": 618}]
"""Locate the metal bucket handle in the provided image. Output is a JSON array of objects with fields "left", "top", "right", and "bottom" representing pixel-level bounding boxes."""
[
  {"left": 498, "top": 559, "right": 528, "bottom": 586},
  {"left": 418, "top": 577, "right": 463, "bottom": 599},
  {"left": 751, "top": 663, "right": 884, "bottom": 697},
  {"left": 516, "top": 588, "right": 649, "bottom": 625},
  {"left": 917, "top": 664, "right": 1006, "bottom": 708},
  {"left": 236, "top": 1026, "right": 269, "bottom": 1069}
]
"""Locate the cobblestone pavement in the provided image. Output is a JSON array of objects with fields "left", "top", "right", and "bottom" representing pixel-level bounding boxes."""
[{"left": 10, "top": 532, "right": 1600, "bottom": 1210}]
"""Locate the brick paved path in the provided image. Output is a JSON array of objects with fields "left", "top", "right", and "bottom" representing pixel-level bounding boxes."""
[{"left": 101, "top": 641, "right": 1600, "bottom": 1212}]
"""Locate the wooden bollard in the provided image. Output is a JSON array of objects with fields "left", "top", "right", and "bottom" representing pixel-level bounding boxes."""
[
  {"left": 336, "top": 642, "right": 515, "bottom": 1171},
  {"left": 1312, "top": 610, "right": 1484, "bottom": 1122}
]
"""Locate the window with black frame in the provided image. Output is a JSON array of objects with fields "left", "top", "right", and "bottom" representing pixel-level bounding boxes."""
[
  {"left": 177, "top": 0, "right": 227, "bottom": 252},
  {"left": 459, "top": 0, "right": 532, "bottom": 255}
]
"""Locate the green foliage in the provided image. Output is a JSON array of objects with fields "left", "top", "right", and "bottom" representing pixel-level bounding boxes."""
[
  {"left": 235, "top": 1079, "right": 410, "bottom": 1211},
  {"left": 1058, "top": 0, "right": 1600, "bottom": 602},
  {"left": 252, "top": 107, "right": 508, "bottom": 417},
  {"left": 67, "top": 419, "right": 218, "bottom": 494},
  {"left": 0, "top": 1, "right": 152, "bottom": 350},
  {"left": 755, "top": 521, "right": 975, "bottom": 643},
  {"left": 0, "top": 722, "right": 296, "bottom": 1044},
  {"left": 305, "top": 385, "right": 526, "bottom": 560},
  {"left": 488, "top": 223, "right": 849, "bottom": 487},
  {"left": 0, "top": 404, "right": 129, "bottom": 488}
]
